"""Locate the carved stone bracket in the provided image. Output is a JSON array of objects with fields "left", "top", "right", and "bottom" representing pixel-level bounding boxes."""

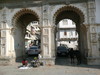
[{"left": 10, "top": 27, "right": 16, "bottom": 35}]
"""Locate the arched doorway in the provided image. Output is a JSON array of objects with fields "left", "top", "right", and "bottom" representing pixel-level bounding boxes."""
[
  {"left": 12, "top": 9, "right": 40, "bottom": 58},
  {"left": 53, "top": 6, "right": 88, "bottom": 64}
]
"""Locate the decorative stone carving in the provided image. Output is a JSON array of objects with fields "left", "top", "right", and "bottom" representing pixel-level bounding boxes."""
[
  {"left": 43, "top": 44, "right": 49, "bottom": 55},
  {"left": 81, "top": 3, "right": 87, "bottom": 8},
  {"left": 43, "top": 19, "right": 48, "bottom": 25},
  {"left": 2, "top": 7, "right": 8, "bottom": 23},
  {"left": 91, "top": 43, "right": 98, "bottom": 57},
  {"left": 0, "top": 22, "right": 6, "bottom": 29},
  {"left": 42, "top": 5, "right": 49, "bottom": 25},
  {"left": 0, "top": 37, "right": 6, "bottom": 56},
  {"left": 1, "top": 37, "right": 6, "bottom": 45},
  {"left": 10, "top": 9, "right": 14, "bottom": 12},
  {"left": 91, "top": 33, "right": 97, "bottom": 43},
  {"left": 50, "top": 5, "right": 55, "bottom": 12},
  {"left": 10, "top": 28, "right": 16, "bottom": 35},
  {"left": 88, "top": 2, "right": 95, "bottom": 8},
  {"left": 43, "top": 28, "right": 48, "bottom": 35},
  {"left": 43, "top": 35, "right": 48, "bottom": 43},
  {"left": 43, "top": 5, "right": 48, "bottom": 13},
  {"left": 92, "top": 27, "right": 95, "bottom": 32},
  {"left": 89, "top": 9, "right": 95, "bottom": 17},
  {"left": 1, "top": 30, "right": 6, "bottom": 37},
  {"left": 89, "top": 17, "right": 95, "bottom": 24},
  {"left": 90, "top": 26, "right": 96, "bottom": 33},
  {"left": 88, "top": 1, "right": 95, "bottom": 25}
]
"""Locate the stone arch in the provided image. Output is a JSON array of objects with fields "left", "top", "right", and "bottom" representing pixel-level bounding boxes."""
[
  {"left": 12, "top": 8, "right": 40, "bottom": 27},
  {"left": 53, "top": 5, "right": 88, "bottom": 64},
  {"left": 53, "top": 5, "right": 85, "bottom": 25},
  {"left": 11, "top": 8, "right": 40, "bottom": 58}
]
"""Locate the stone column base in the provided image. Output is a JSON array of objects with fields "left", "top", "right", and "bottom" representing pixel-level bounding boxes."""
[
  {"left": 0, "top": 56, "right": 23, "bottom": 66},
  {"left": 39, "top": 57, "right": 55, "bottom": 66},
  {"left": 0, "top": 56, "right": 10, "bottom": 65},
  {"left": 87, "top": 57, "right": 100, "bottom": 65}
]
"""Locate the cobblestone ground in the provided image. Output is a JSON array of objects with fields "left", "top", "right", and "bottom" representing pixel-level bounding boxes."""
[{"left": 0, "top": 57, "right": 100, "bottom": 75}]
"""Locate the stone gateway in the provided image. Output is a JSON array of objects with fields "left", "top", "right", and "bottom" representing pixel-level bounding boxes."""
[{"left": 0, "top": 0, "right": 100, "bottom": 65}]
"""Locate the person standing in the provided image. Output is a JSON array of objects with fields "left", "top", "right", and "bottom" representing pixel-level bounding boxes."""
[{"left": 68, "top": 48, "right": 75, "bottom": 64}]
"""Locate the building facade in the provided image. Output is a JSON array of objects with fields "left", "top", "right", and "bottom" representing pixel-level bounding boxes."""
[
  {"left": 25, "top": 21, "right": 40, "bottom": 48},
  {"left": 56, "top": 19, "right": 78, "bottom": 49},
  {"left": 0, "top": 0, "right": 100, "bottom": 65}
]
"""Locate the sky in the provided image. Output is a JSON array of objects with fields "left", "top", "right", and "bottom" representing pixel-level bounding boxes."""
[{"left": 95, "top": 0, "right": 100, "bottom": 23}]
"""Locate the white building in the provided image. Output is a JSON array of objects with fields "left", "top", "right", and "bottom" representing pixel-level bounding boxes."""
[
  {"left": 56, "top": 19, "right": 78, "bottom": 50},
  {"left": 25, "top": 21, "right": 40, "bottom": 48}
]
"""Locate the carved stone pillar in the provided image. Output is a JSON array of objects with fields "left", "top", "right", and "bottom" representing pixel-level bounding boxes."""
[
  {"left": 0, "top": 22, "right": 6, "bottom": 56},
  {"left": 42, "top": 26, "right": 51, "bottom": 58},
  {"left": 40, "top": 26, "right": 55, "bottom": 65},
  {"left": 90, "top": 26, "right": 98, "bottom": 57},
  {"left": 85, "top": 25, "right": 92, "bottom": 57},
  {"left": 51, "top": 26, "right": 56, "bottom": 58},
  {"left": 0, "top": 7, "right": 7, "bottom": 57},
  {"left": 87, "top": 25, "right": 100, "bottom": 65},
  {"left": 0, "top": 7, "right": 16, "bottom": 59},
  {"left": 39, "top": 4, "right": 55, "bottom": 65},
  {"left": 10, "top": 28, "right": 16, "bottom": 58}
]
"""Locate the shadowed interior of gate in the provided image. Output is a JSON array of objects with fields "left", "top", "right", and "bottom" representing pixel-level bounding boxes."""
[{"left": 53, "top": 6, "right": 88, "bottom": 64}]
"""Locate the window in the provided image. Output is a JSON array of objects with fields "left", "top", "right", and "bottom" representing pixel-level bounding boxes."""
[
  {"left": 71, "top": 31, "right": 73, "bottom": 36},
  {"left": 64, "top": 31, "right": 67, "bottom": 35}
]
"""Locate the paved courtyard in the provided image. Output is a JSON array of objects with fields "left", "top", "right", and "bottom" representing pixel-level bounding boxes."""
[
  {"left": 0, "top": 64, "right": 100, "bottom": 75},
  {"left": 0, "top": 57, "right": 100, "bottom": 75}
]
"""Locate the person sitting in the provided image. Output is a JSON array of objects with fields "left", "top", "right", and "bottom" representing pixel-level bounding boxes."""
[{"left": 22, "top": 59, "right": 28, "bottom": 67}]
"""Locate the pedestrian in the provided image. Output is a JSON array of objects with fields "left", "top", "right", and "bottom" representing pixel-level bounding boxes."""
[
  {"left": 22, "top": 59, "right": 28, "bottom": 67},
  {"left": 68, "top": 48, "right": 75, "bottom": 64},
  {"left": 74, "top": 50, "right": 81, "bottom": 65}
]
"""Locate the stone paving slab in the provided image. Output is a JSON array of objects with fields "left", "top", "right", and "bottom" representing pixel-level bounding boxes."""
[{"left": 0, "top": 64, "right": 100, "bottom": 75}]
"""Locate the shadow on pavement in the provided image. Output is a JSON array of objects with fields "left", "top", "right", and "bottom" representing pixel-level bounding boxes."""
[{"left": 55, "top": 56, "right": 100, "bottom": 69}]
